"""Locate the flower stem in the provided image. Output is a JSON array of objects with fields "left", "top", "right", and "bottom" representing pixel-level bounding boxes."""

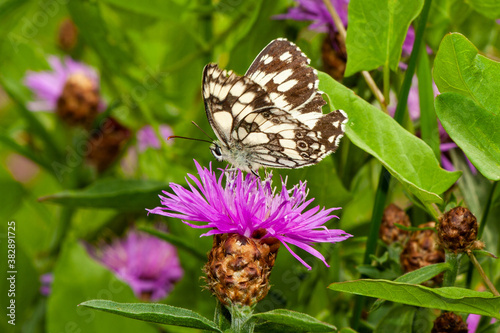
[
  {"left": 350, "top": 0, "right": 433, "bottom": 328},
  {"left": 229, "top": 304, "right": 255, "bottom": 333},
  {"left": 478, "top": 181, "right": 497, "bottom": 239},
  {"left": 443, "top": 252, "right": 462, "bottom": 287},
  {"left": 322, "top": 0, "right": 387, "bottom": 111},
  {"left": 467, "top": 250, "right": 500, "bottom": 296}
]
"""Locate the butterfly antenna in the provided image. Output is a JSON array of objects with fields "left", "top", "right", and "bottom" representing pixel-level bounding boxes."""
[
  {"left": 191, "top": 121, "right": 215, "bottom": 142},
  {"left": 167, "top": 136, "right": 213, "bottom": 144}
]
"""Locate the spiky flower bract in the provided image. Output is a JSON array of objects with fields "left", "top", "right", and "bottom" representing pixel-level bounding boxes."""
[{"left": 148, "top": 160, "right": 352, "bottom": 270}]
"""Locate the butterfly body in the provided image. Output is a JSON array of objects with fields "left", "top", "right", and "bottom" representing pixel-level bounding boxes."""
[{"left": 203, "top": 38, "right": 347, "bottom": 172}]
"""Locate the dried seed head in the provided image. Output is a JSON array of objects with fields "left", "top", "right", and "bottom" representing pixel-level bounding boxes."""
[
  {"left": 58, "top": 18, "right": 78, "bottom": 52},
  {"left": 438, "top": 207, "right": 478, "bottom": 253},
  {"left": 400, "top": 222, "right": 445, "bottom": 285},
  {"left": 431, "top": 312, "right": 468, "bottom": 333},
  {"left": 56, "top": 73, "right": 99, "bottom": 127},
  {"left": 86, "top": 117, "right": 130, "bottom": 172},
  {"left": 204, "top": 233, "right": 280, "bottom": 306},
  {"left": 321, "top": 35, "right": 346, "bottom": 81},
  {"left": 379, "top": 204, "right": 411, "bottom": 245}
]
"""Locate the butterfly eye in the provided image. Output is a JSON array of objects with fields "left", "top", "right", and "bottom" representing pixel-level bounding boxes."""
[{"left": 211, "top": 145, "right": 223, "bottom": 161}]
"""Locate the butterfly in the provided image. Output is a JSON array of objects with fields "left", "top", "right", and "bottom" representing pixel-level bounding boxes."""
[{"left": 202, "top": 38, "right": 347, "bottom": 173}]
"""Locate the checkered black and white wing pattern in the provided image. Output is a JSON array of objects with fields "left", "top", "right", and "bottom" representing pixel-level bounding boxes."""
[
  {"left": 202, "top": 38, "right": 347, "bottom": 171},
  {"left": 245, "top": 38, "right": 326, "bottom": 115},
  {"left": 202, "top": 64, "right": 275, "bottom": 146}
]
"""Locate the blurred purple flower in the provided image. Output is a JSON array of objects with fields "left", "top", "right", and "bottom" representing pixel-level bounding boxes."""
[
  {"left": 148, "top": 160, "right": 352, "bottom": 270},
  {"left": 23, "top": 56, "right": 104, "bottom": 112},
  {"left": 274, "top": 0, "right": 348, "bottom": 34},
  {"left": 467, "top": 313, "right": 497, "bottom": 333},
  {"left": 40, "top": 273, "right": 54, "bottom": 296},
  {"left": 87, "top": 226, "right": 183, "bottom": 301},
  {"left": 137, "top": 125, "right": 173, "bottom": 152}
]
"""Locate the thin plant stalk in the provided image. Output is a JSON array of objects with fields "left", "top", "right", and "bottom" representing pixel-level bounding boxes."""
[
  {"left": 350, "top": 0, "right": 433, "bottom": 327},
  {"left": 467, "top": 251, "right": 500, "bottom": 296}
]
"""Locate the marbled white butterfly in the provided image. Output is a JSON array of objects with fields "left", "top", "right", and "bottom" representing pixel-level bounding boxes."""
[{"left": 202, "top": 38, "right": 347, "bottom": 173}]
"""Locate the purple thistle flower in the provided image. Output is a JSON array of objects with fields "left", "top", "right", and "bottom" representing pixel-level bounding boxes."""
[
  {"left": 23, "top": 55, "right": 104, "bottom": 112},
  {"left": 86, "top": 226, "right": 183, "bottom": 301},
  {"left": 148, "top": 160, "right": 352, "bottom": 270},
  {"left": 274, "top": 0, "right": 349, "bottom": 35},
  {"left": 137, "top": 125, "right": 173, "bottom": 152},
  {"left": 39, "top": 273, "right": 54, "bottom": 296}
]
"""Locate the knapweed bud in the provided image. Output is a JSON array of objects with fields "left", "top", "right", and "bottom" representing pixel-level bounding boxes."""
[
  {"left": 431, "top": 312, "right": 468, "bottom": 333},
  {"left": 204, "top": 231, "right": 280, "bottom": 306},
  {"left": 379, "top": 204, "right": 411, "bottom": 245},
  {"left": 400, "top": 222, "right": 445, "bottom": 284},
  {"left": 58, "top": 18, "right": 78, "bottom": 52},
  {"left": 321, "top": 35, "right": 346, "bottom": 81},
  {"left": 57, "top": 73, "right": 100, "bottom": 127},
  {"left": 86, "top": 117, "right": 130, "bottom": 172},
  {"left": 437, "top": 207, "right": 478, "bottom": 253}
]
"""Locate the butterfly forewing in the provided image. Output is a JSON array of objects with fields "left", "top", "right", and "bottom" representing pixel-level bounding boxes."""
[{"left": 245, "top": 38, "right": 326, "bottom": 115}]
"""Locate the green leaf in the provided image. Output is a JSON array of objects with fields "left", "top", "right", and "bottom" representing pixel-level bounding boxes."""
[
  {"left": 328, "top": 279, "right": 500, "bottom": 319},
  {"left": 253, "top": 309, "right": 336, "bottom": 332},
  {"left": 318, "top": 72, "right": 461, "bottom": 203},
  {"left": 435, "top": 93, "right": 500, "bottom": 180},
  {"left": 39, "top": 179, "right": 168, "bottom": 211},
  {"left": 345, "top": 0, "right": 424, "bottom": 76},
  {"left": 79, "top": 300, "right": 221, "bottom": 332},
  {"left": 464, "top": 0, "right": 500, "bottom": 19},
  {"left": 374, "top": 305, "right": 416, "bottom": 333},
  {"left": 433, "top": 33, "right": 500, "bottom": 116}
]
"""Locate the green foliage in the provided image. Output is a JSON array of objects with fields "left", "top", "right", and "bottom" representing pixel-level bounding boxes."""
[
  {"left": 345, "top": 0, "right": 424, "bottom": 75},
  {"left": 80, "top": 300, "right": 221, "bottom": 332},
  {"left": 318, "top": 71, "right": 460, "bottom": 203},
  {"left": 38, "top": 179, "right": 170, "bottom": 211},
  {"left": 329, "top": 279, "right": 500, "bottom": 318},
  {"left": 253, "top": 309, "right": 337, "bottom": 332}
]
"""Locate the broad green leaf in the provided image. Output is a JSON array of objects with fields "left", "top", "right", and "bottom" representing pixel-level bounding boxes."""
[
  {"left": 253, "top": 309, "right": 336, "bottom": 332},
  {"left": 80, "top": 300, "right": 221, "bottom": 332},
  {"left": 345, "top": 0, "right": 424, "bottom": 76},
  {"left": 39, "top": 179, "right": 168, "bottom": 211},
  {"left": 435, "top": 93, "right": 500, "bottom": 180},
  {"left": 319, "top": 72, "right": 461, "bottom": 203},
  {"left": 433, "top": 33, "right": 500, "bottom": 116},
  {"left": 328, "top": 279, "right": 500, "bottom": 319},
  {"left": 371, "top": 263, "right": 450, "bottom": 310},
  {"left": 464, "top": 0, "right": 500, "bottom": 20},
  {"left": 374, "top": 305, "right": 416, "bottom": 333}
]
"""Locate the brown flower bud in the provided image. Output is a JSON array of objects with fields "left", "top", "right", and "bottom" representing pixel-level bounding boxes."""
[
  {"left": 379, "top": 204, "right": 411, "bottom": 245},
  {"left": 204, "top": 232, "right": 280, "bottom": 306},
  {"left": 438, "top": 207, "right": 478, "bottom": 253},
  {"left": 56, "top": 73, "right": 100, "bottom": 127},
  {"left": 86, "top": 117, "right": 130, "bottom": 172},
  {"left": 431, "top": 312, "right": 468, "bottom": 333},
  {"left": 400, "top": 222, "right": 445, "bottom": 285},
  {"left": 321, "top": 35, "right": 346, "bottom": 81},
  {"left": 58, "top": 18, "right": 78, "bottom": 52}
]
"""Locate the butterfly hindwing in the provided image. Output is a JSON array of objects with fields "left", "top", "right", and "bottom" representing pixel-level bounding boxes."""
[{"left": 245, "top": 38, "right": 326, "bottom": 114}]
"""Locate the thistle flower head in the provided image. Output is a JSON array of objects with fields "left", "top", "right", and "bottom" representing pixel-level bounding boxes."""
[
  {"left": 148, "top": 160, "right": 352, "bottom": 270},
  {"left": 86, "top": 226, "right": 183, "bottom": 301}
]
